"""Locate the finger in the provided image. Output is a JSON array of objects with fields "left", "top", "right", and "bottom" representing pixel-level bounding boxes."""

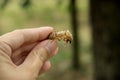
[
  {"left": 39, "top": 61, "right": 51, "bottom": 75},
  {"left": 12, "top": 43, "right": 37, "bottom": 65},
  {"left": 38, "top": 48, "right": 58, "bottom": 75},
  {"left": 12, "top": 40, "right": 57, "bottom": 66},
  {"left": 14, "top": 40, "right": 55, "bottom": 66},
  {"left": 0, "top": 27, "right": 53, "bottom": 52},
  {"left": 14, "top": 41, "right": 58, "bottom": 66},
  {"left": 20, "top": 40, "right": 58, "bottom": 75},
  {"left": 50, "top": 47, "right": 59, "bottom": 57}
]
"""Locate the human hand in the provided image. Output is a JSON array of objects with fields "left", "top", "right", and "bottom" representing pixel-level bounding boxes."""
[{"left": 0, "top": 27, "right": 58, "bottom": 80}]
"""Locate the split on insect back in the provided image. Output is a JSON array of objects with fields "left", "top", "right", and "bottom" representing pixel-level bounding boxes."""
[{"left": 48, "top": 30, "right": 73, "bottom": 45}]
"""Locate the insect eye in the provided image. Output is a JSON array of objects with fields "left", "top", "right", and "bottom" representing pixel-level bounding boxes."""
[{"left": 66, "top": 39, "right": 72, "bottom": 44}]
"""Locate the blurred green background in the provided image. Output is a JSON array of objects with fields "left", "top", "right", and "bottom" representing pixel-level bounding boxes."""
[{"left": 0, "top": 0, "right": 92, "bottom": 80}]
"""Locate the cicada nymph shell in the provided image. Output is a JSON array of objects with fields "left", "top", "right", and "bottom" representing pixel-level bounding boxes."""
[{"left": 49, "top": 30, "right": 73, "bottom": 44}]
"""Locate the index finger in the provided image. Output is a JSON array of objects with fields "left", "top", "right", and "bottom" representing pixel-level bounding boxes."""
[{"left": 0, "top": 27, "right": 53, "bottom": 51}]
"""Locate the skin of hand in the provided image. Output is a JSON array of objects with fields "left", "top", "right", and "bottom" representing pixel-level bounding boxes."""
[{"left": 0, "top": 27, "right": 58, "bottom": 80}]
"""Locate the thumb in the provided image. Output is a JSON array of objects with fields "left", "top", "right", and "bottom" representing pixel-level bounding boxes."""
[{"left": 20, "top": 40, "right": 57, "bottom": 73}]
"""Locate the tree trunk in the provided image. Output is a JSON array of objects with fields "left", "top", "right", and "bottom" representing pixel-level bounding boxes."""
[
  {"left": 90, "top": 0, "right": 120, "bottom": 80},
  {"left": 69, "top": 0, "right": 80, "bottom": 70}
]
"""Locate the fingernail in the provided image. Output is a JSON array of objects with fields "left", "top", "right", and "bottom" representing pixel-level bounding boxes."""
[{"left": 44, "top": 40, "right": 57, "bottom": 54}]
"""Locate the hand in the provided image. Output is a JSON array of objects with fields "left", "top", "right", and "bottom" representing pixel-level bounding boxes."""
[{"left": 0, "top": 27, "right": 58, "bottom": 80}]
